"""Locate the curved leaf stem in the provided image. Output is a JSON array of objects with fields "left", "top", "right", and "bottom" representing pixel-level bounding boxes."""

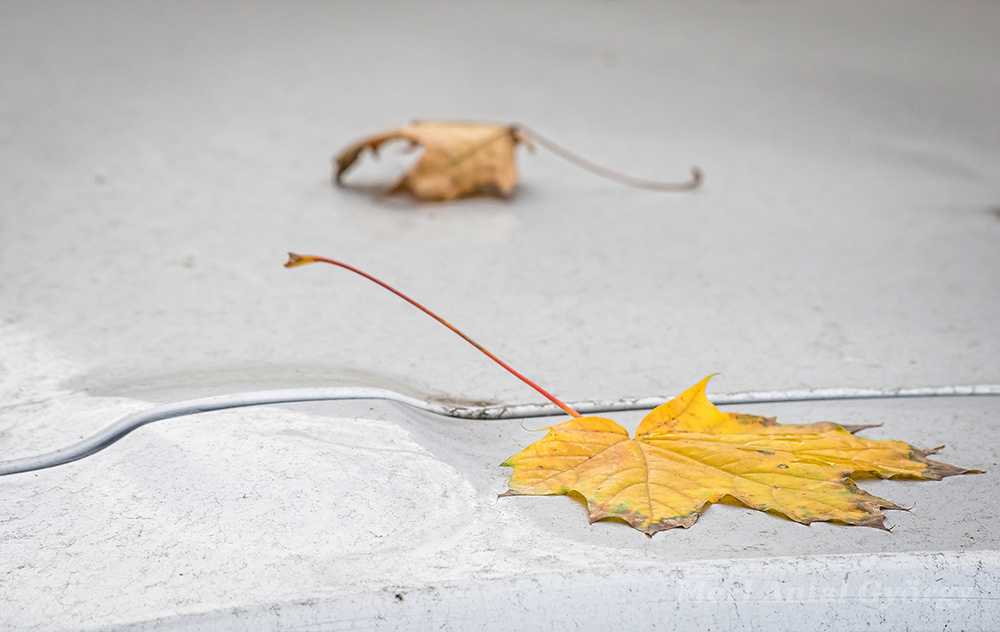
[
  {"left": 516, "top": 124, "right": 702, "bottom": 191},
  {"left": 285, "top": 253, "right": 582, "bottom": 418}
]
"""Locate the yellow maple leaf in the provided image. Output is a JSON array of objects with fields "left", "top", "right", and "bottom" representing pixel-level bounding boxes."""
[
  {"left": 501, "top": 376, "right": 979, "bottom": 535},
  {"left": 335, "top": 121, "right": 529, "bottom": 201},
  {"left": 283, "top": 255, "right": 980, "bottom": 537}
]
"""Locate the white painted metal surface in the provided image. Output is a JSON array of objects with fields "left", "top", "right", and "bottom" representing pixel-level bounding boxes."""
[{"left": 2, "top": 2, "right": 998, "bottom": 630}]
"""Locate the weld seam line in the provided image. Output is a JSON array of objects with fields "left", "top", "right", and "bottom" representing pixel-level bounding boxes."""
[{"left": 0, "top": 384, "right": 997, "bottom": 476}]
